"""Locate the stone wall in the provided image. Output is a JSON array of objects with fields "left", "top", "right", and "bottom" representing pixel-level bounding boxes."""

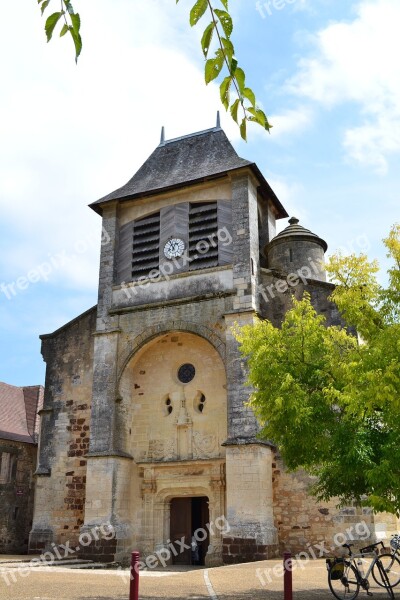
[
  {"left": 29, "top": 307, "right": 96, "bottom": 552},
  {"left": 272, "top": 452, "right": 399, "bottom": 556},
  {"left": 259, "top": 269, "right": 342, "bottom": 328},
  {"left": 0, "top": 439, "right": 37, "bottom": 553},
  {"left": 223, "top": 444, "right": 278, "bottom": 563}
]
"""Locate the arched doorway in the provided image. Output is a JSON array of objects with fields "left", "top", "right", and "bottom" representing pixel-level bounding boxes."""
[{"left": 170, "top": 496, "right": 209, "bottom": 565}]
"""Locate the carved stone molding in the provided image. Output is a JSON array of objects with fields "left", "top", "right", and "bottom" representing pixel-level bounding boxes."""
[
  {"left": 193, "top": 432, "right": 217, "bottom": 459},
  {"left": 141, "top": 479, "right": 157, "bottom": 497}
]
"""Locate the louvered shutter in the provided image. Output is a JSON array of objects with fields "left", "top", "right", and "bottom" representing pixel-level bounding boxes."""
[
  {"left": 188, "top": 202, "right": 219, "bottom": 271},
  {"left": 131, "top": 212, "right": 160, "bottom": 280}
]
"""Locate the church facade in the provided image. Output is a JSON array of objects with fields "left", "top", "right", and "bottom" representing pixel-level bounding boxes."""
[{"left": 29, "top": 124, "right": 398, "bottom": 565}]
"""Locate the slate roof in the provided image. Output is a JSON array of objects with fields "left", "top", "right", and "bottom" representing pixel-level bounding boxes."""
[
  {"left": 270, "top": 216, "right": 328, "bottom": 252},
  {"left": 90, "top": 127, "right": 288, "bottom": 218},
  {"left": 0, "top": 382, "right": 43, "bottom": 444}
]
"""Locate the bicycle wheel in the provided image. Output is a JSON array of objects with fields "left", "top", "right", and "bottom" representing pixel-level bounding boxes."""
[
  {"left": 328, "top": 562, "right": 360, "bottom": 600},
  {"left": 372, "top": 558, "right": 395, "bottom": 599},
  {"left": 372, "top": 553, "right": 400, "bottom": 588}
]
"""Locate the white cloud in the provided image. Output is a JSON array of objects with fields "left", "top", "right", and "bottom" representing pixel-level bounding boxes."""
[
  {"left": 269, "top": 107, "right": 313, "bottom": 138},
  {"left": 288, "top": 0, "right": 400, "bottom": 173}
]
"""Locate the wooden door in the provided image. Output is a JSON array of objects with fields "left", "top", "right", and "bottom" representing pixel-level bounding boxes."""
[{"left": 170, "top": 498, "right": 191, "bottom": 564}]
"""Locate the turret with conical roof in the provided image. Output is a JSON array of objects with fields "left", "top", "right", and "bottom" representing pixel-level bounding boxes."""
[{"left": 265, "top": 217, "right": 328, "bottom": 282}]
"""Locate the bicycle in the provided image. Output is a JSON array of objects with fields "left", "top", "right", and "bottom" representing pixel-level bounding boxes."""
[
  {"left": 326, "top": 541, "right": 395, "bottom": 599},
  {"left": 372, "top": 534, "right": 400, "bottom": 589}
]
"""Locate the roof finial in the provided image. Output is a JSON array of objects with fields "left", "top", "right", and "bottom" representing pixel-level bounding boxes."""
[
  {"left": 289, "top": 216, "right": 299, "bottom": 225},
  {"left": 216, "top": 111, "right": 221, "bottom": 129},
  {"left": 160, "top": 126, "right": 165, "bottom": 144}
]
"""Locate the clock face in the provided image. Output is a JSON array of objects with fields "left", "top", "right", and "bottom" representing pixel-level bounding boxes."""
[{"left": 164, "top": 238, "right": 185, "bottom": 259}]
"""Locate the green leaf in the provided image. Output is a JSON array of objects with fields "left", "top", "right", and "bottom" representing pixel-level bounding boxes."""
[
  {"left": 230, "top": 98, "right": 240, "bottom": 124},
  {"left": 204, "top": 49, "right": 224, "bottom": 83},
  {"left": 70, "top": 12, "right": 80, "bottom": 34},
  {"left": 235, "top": 67, "right": 245, "bottom": 93},
  {"left": 60, "top": 23, "right": 69, "bottom": 37},
  {"left": 230, "top": 56, "right": 238, "bottom": 75},
  {"left": 258, "top": 108, "right": 273, "bottom": 131},
  {"left": 243, "top": 87, "right": 256, "bottom": 107},
  {"left": 247, "top": 106, "right": 265, "bottom": 127},
  {"left": 240, "top": 117, "right": 247, "bottom": 141},
  {"left": 219, "top": 0, "right": 229, "bottom": 9},
  {"left": 201, "top": 22, "right": 215, "bottom": 58},
  {"left": 45, "top": 11, "right": 63, "bottom": 42},
  {"left": 69, "top": 27, "right": 82, "bottom": 63},
  {"left": 220, "top": 76, "right": 232, "bottom": 110},
  {"left": 205, "top": 59, "right": 221, "bottom": 84},
  {"left": 221, "top": 37, "right": 234, "bottom": 65},
  {"left": 190, "top": 0, "right": 208, "bottom": 27},
  {"left": 40, "top": 0, "right": 51, "bottom": 15},
  {"left": 214, "top": 9, "right": 233, "bottom": 39}
]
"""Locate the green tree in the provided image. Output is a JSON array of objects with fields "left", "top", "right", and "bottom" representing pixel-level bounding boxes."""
[
  {"left": 235, "top": 224, "right": 400, "bottom": 515},
  {"left": 37, "top": 0, "right": 271, "bottom": 140}
]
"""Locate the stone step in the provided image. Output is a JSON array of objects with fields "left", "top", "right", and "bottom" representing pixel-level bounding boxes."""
[
  {"left": 65, "top": 562, "right": 110, "bottom": 569},
  {"left": 46, "top": 559, "right": 95, "bottom": 566},
  {"left": 0, "top": 558, "right": 96, "bottom": 569}
]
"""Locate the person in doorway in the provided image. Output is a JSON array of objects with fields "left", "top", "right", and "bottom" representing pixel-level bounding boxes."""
[{"left": 191, "top": 535, "right": 200, "bottom": 565}]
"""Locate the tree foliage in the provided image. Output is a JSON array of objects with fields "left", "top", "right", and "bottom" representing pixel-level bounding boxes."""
[
  {"left": 235, "top": 224, "right": 400, "bottom": 515},
  {"left": 37, "top": 0, "right": 271, "bottom": 140}
]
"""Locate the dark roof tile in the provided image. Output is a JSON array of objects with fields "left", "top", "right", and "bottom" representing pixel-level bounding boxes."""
[
  {"left": 89, "top": 127, "right": 287, "bottom": 218},
  {"left": 0, "top": 382, "right": 43, "bottom": 444}
]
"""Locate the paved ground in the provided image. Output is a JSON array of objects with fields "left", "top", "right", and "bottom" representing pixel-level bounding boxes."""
[{"left": 0, "top": 556, "right": 398, "bottom": 599}]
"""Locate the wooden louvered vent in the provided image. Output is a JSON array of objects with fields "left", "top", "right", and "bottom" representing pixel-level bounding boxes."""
[
  {"left": 189, "top": 202, "right": 218, "bottom": 271},
  {"left": 131, "top": 212, "right": 160, "bottom": 280}
]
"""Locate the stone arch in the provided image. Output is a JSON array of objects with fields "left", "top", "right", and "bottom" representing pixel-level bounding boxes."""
[
  {"left": 116, "top": 329, "right": 227, "bottom": 463},
  {"left": 117, "top": 320, "right": 226, "bottom": 385}
]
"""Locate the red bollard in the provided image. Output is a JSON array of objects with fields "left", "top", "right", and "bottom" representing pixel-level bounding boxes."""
[
  {"left": 129, "top": 551, "right": 140, "bottom": 600},
  {"left": 283, "top": 551, "right": 293, "bottom": 600}
]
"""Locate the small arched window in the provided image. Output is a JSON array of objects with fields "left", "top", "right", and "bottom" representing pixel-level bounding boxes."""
[
  {"left": 193, "top": 391, "right": 206, "bottom": 414},
  {"left": 165, "top": 396, "right": 173, "bottom": 416}
]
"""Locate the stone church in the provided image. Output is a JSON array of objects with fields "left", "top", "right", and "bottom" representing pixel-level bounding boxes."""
[{"left": 29, "top": 122, "right": 398, "bottom": 565}]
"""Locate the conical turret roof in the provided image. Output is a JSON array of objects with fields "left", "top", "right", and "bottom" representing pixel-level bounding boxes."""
[{"left": 269, "top": 217, "right": 328, "bottom": 252}]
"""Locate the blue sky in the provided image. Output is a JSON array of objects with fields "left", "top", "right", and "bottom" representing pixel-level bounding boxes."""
[{"left": 0, "top": 0, "right": 399, "bottom": 386}]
